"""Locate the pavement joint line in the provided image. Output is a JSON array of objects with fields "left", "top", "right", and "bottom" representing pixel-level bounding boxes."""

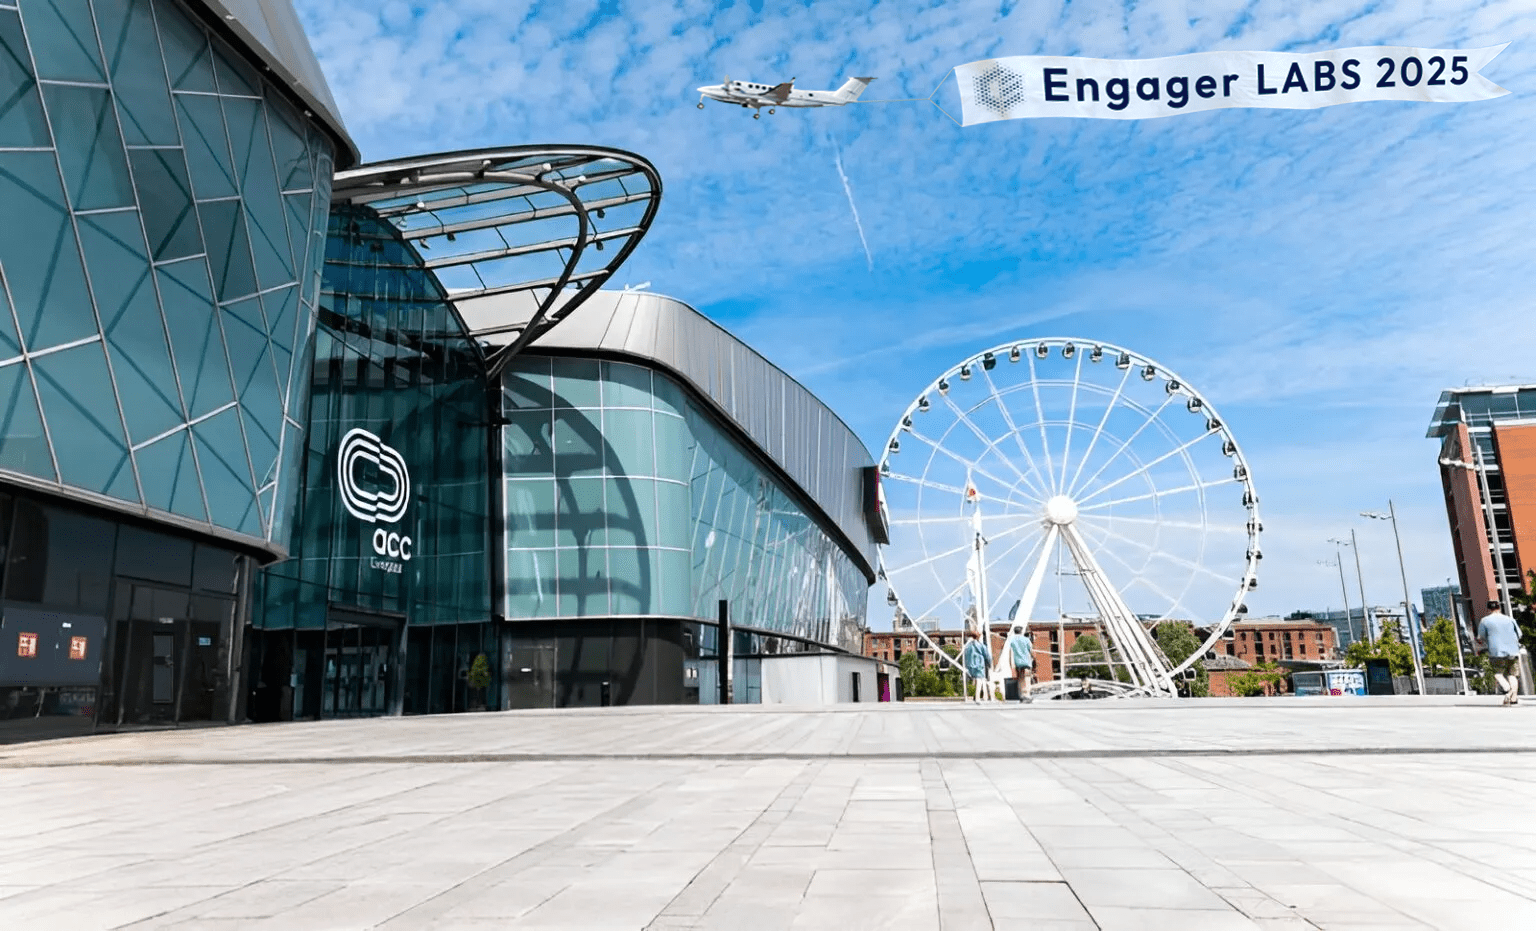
[{"left": 7, "top": 744, "right": 1536, "bottom": 767}]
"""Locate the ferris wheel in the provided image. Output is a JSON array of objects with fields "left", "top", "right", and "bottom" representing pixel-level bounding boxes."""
[{"left": 878, "top": 338, "right": 1261, "bottom": 698}]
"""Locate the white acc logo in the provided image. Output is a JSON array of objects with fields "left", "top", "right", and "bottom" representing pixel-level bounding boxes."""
[{"left": 337, "top": 427, "right": 410, "bottom": 524}]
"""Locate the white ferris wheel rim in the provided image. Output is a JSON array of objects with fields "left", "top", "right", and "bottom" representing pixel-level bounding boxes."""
[{"left": 876, "top": 337, "right": 1261, "bottom": 683}]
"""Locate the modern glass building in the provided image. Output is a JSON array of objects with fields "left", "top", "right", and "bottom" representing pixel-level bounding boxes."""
[
  {"left": 479, "top": 291, "right": 877, "bottom": 707},
  {"left": 0, "top": 0, "right": 885, "bottom": 735},
  {"left": 0, "top": 0, "right": 351, "bottom": 734}
]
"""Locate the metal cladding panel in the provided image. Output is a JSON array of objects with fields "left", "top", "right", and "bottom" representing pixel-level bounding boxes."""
[
  {"left": 516, "top": 290, "right": 878, "bottom": 572},
  {"left": 192, "top": 0, "right": 358, "bottom": 165}
]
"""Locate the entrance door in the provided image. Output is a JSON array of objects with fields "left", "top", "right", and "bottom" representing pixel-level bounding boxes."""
[
  {"left": 504, "top": 641, "right": 555, "bottom": 709},
  {"left": 321, "top": 614, "right": 400, "bottom": 719}
]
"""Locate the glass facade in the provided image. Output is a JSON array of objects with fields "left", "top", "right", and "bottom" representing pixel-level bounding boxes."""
[
  {"left": 502, "top": 355, "right": 867, "bottom": 653},
  {"left": 248, "top": 203, "right": 493, "bottom": 718},
  {"left": 0, "top": 0, "right": 333, "bottom": 547},
  {"left": 0, "top": 487, "right": 248, "bottom": 735}
]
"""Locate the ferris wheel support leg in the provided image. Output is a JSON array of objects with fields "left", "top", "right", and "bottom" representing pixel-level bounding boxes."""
[
  {"left": 1061, "top": 523, "right": 1178, "bottom": 697},
  {"left": 991, "top": 525, "right": 1058, "bottom": 681}
]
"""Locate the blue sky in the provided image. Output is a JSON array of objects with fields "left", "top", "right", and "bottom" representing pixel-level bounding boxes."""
[{"left": 297, "top": 0, "right": 1535, "bottom": 623}]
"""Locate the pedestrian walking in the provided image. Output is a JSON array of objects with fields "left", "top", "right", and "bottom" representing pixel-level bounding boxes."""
[
  {"left": 1007, "top": 625, "right": 1034, "bottom": 703},
  {"left": 1477, "top": 599, "right": 1524, "bottom": 706},
  {"left": 961, "top": 629, "right": 991, "bottom": 702}
]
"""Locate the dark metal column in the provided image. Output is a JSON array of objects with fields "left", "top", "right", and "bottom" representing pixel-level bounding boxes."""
[{"left": 718, "top": 599, "right": 731, "bottom": 705}]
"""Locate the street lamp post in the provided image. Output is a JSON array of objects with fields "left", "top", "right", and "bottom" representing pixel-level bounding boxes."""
[
  {"left": 1323, "top": 542, "right": 1356, "bottom": 647},
  {"left": 1362, "top": 501, "right": 1426, "bottom": 696},
  {"left": 1350, "top": 528, "right": 1373, "bottom": 647}
]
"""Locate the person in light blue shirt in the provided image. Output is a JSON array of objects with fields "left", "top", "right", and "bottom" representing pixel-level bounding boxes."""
[
  {"left": 1007, "top": 625, "right": 1035, "bottom": 704},
  {"left": 961, "top": 630, "right": 991, "bottom": 702},
  {"left": 1477, "top": 600, "right": 1524, "bottom": 706}
]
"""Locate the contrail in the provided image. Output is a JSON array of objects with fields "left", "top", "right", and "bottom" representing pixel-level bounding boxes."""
[{"left": 830, "top": 136, "right": 873, "bottom": 271}]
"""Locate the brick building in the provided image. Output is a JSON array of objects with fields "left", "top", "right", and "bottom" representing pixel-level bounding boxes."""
[
  {"left": 865, "top": 616, "right": 1339, "bottom": 694},
  {"left": 1428, "top": 386, "right": 1536, "bottom": 614}
]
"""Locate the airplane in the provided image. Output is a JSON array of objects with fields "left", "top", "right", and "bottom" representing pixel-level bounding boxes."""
[{"left": 696, "top": 76, "right": 875, "bottom": 118}]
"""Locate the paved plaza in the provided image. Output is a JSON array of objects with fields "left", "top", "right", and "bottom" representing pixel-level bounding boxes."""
[{"left": 1, "top": 698, "right": 1534, "bottom": 930}]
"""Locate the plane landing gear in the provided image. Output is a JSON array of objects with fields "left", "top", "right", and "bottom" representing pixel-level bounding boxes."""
[
  {"left": 697, "top": 102, "right": 704, "bottom": 109},
  {"left": 753, "top": 112, "right": 760, "bottom": 119},
  {"left": 768, "top": 108, "right": 776, "bottom": 114}
]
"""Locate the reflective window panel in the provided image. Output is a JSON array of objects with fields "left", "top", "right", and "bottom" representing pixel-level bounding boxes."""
[
  {"left": 0, "top": 0, "right": 334, "bottom": 549},
  {"left": 502, "top": 357, "right": 868, "bottom": 654}
]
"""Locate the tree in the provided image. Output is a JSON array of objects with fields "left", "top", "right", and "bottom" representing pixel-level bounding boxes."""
[
  {"left": 1285, "top": 610, "right": 1315, "bottom": 620},
  {"left": 1153, "top": 622, "right": 1209, "bottom": 698},
  {"left": 1228, "top": 661, "right": 1287, "bottom": 697},
  {"left": 1421, "top": 616, "right": 1461, "bottom": 676},
  {"left": 1064, "top": 633, "right": 1114, "bottom": 680},
  {"left": 1344, "top": 618, "right": 1416, "bottom": 677}
]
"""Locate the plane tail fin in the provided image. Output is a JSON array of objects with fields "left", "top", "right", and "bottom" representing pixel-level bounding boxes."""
[{"left": 836, "top": 76, "right": 875, "bottom": 102}]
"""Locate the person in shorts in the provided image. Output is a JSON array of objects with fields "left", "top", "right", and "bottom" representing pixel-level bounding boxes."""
[
  {"left": 1477, "top": 599, "right": 1524, "bottom": 706},
  {"left": 961, "top": 629, "right": 991, "bottom": 702},
  {"left": 1007, "top": 625, "right": 1034, "bottom": 703}
]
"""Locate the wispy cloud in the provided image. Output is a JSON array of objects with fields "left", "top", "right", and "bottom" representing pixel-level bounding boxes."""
[{"left": 296, "top": 0, "right": 1536, "bottom": 617}]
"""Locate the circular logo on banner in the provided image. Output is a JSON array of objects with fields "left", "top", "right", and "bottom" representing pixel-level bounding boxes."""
[
  {"left": 336, "top": 427, "right": 410, "bottom": 524},
  {"left": 974, "top": 64, "right": 1025, "bottom": 115}
]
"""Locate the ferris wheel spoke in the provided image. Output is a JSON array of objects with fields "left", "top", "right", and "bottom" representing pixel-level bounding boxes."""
[
  {"left": 884, "top": 518, "right": 1042, "bottom": 576},
  {"left": 1077, "top": 516, "right": 1234, "bottom": 585},
  {"left": 1075, "top": 521, "right": 1189, "bottom": 619},
  {"left": 1065, "top": 364, "right": 1133, "bottom": 494},
  {"left": 1078, "top": 477, "right": 1240, "bottom": 514},
  {"left": 978, "top": 366, "right": 1055, "bottom": 501},
  {"left": 1076, "top": 428, "right": 1222, "bottom": 507},
  {"left": 889, "top": 510, "right": 1035, "bottom": 527},
  {"left": 1024, "top": 350, "right": 1060, "bottom": 492},
  {"left": 905, "top": 427, "right": 1035, "bottom": 504},
  {"left": 911, "top": 522, "right": 1042, "bottom": 623},
  {"left": 937, "top": 394, "right": 1051, "bottom": 501},
  {"left": 883, "top": 471, "right": 967, "bottom": 497},
  {"left": 1077, "top": 513, "right": 1242, "bottom": 534},
  {"left": 1057, "top": 351, "right": 1085, "bottom": 495},
  {"left": 1067, "top": 394, "right": 1176, "bottom": 499}
]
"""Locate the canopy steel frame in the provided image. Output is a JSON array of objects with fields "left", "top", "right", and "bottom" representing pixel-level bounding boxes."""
[{"left": 331, "top": 146, "right": 662, "bottom": 379}]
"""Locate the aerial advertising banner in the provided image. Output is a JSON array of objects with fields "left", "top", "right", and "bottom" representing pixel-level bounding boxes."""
[{"left": 954, "top": 45, "right": 1508, "bottom": 125}]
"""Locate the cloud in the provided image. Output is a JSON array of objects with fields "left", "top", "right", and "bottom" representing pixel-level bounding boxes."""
[{"left": 297, "top": 0, "right": 1536, "bottom": 618}]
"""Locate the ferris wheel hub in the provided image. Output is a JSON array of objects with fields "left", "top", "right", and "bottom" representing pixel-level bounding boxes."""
[{"left": 1044, "top": 494, "right": 1079, "bottom": 526}]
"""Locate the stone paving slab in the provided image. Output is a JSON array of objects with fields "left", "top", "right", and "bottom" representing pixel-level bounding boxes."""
[{"left": 0, "top": 699, "right": 1531, "bottom": 929}]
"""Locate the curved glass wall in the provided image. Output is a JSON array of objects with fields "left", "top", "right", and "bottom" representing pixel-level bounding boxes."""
[
  {"left": 502, "top": 356, "right": 867, "bottom": 652},
  {"left": 0, "top": 0, "right": 333, "bottom": 547},
  {"left": 255, "top": 204, "right": 491, "bottom": 631}
]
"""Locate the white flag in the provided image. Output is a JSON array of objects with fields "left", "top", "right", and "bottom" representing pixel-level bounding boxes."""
[{"left": 954, "top": 45, "right": 1508, "bottom": 126}]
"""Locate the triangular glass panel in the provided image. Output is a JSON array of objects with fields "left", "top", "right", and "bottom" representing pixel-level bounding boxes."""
[
  {"left": 153, "top": 0, "right": 215, "bottom": 91},
  {"left": 77, "top": 210, "right": 186, "bottom": 444},
  {"left": 31, "top": 341, "right": 139, "bottom": 502},
  {"left": 190, "top": 405, "right": 260, "bottom": 537},
  {"left": 156, "top": 258, "right": 235, "bottom": 418},
  {"left": 135, "top": 428, "right": 207, "bottom": 521},
  {"left": 0, "top": 152, "right": 97, "bottom": 352},
  {"left": 0, "top": 361, "right": 55, "bottom": 480},
  {"left": 0, "top": 10, "right": 51, "bottom": 147},
  {"left": 20, "top": 0, "right": 105, "bottom": 82}
]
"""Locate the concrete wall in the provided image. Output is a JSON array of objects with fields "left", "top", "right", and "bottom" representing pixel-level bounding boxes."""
[{"left": 759, "top": 654, "right": 894, "bottom": 705}]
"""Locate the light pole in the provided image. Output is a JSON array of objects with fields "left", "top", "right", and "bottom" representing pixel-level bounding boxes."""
[
  {"left": 1322, "top": 545, "right": 1355, "bottom": 647},
  {"left": 1440, "top": 447, "right": 1515, "bottom": 616},
  {"left": 1350, "top": 528, "right": 1373, "bottom": 646},
  {"left": 1362, "top": 502, "right": 1426, "bottom": 696}
]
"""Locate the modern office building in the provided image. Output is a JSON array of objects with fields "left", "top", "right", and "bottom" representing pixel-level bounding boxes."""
[
  {"left": 1428, "top": 385, "right": 1536, "bottom": 614},
  {"left": 0, "top": 0, "right": 882, "bottom": 736},
  {"left": 0, "top": 0, "right": 352, "bottom": 733}
]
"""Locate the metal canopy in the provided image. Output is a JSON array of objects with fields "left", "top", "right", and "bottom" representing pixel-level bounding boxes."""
[{"left": 330, "top": 146, "right": 662, "bottom": 378}]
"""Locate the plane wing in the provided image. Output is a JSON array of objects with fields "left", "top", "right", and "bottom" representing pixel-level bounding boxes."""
[{"left": 767, "top": 80, "right": 794, "bottom": 102}]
